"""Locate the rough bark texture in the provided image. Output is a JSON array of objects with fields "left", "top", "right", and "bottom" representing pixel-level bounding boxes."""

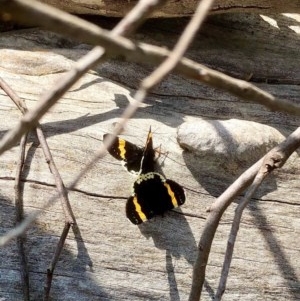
[
  {"left": 39, "top": 0, "right": 300, "bottom": 17},
  {"left": 0, "top": 12, "right": 300, "bottom": 301}
]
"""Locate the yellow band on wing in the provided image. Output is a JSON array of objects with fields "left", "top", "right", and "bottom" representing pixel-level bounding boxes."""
[
  {"left": 119, "top": 139, "right": 126, "bottom": 159},
  {"left": 164, "top": 183, "right": 178, "bottom": 207},
  {"left": 133, "top": 196, "right": 147, "bottom": 221}
]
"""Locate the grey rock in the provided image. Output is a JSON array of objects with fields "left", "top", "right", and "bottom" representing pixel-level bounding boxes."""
[{"left": 177, "top": 119, "right": 285, "bottom": 173}]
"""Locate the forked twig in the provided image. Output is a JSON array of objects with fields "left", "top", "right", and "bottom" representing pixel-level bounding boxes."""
[
  {"left": 0, "top": 78, "right": 74, "bottom": 224},
  {"left": 214, "top": 159, "right": 271, "bottom": 301},
  {"left": 115, "top": 0, "right": 215, "bottom": 150},
  {"left": 0, "top": 77, "right": 75, "bottom": 299},
  {"left": 216, "top": 145, "right": 296, "bottom": 299},
  {"left": 0, "top": 0, "right": 171, "bottom": 298},
  {"left": 0, "top": 1, "right": 299, "bottom": 299},
  {"left": 36, "top": 125, "right": 75, "bottom": 300},
  {"left": 189, "top": 127, "right": 300, "bottom": 301},
  {"left": 0, "top": 0, "right": 170, "bottom": 246},
  {"left": 0, "top": 0, "right": 300, "bottom": 157}
]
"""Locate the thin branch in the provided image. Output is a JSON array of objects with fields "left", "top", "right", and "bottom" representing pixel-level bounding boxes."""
[
  {"left": 112, "top": 0, "right": 168, "bottom": 36},
  {"left": 35, "top": 126, "right": 74, "bottom": 224},
  {"left": 0, "top": 0, "right": 299, "bottom": 157},
  {"left": 36, "top": 123, "right": 75, "bottom": 298},
  {"left": 44, "top": 223, "right": 71, "bottom": 301},
  {"left": 215, "top": 166, "right": 267, "bottom": 300},
  {"left": 14, "top": 133, "right": 30, "bottom": 301},
  {"left": 142, "top": 0, "right": 215, "bottom": 90},
  {"left": 120, "top": 0, "right": 215, "bottom": 140},
  {"left": 0, "top": 77, "right": 74, "bottom": 224},
  {"left": 216, "top": 148, "right": 287, "bottom": 299},
  {"left": 0, "top": 78, "right": 27, "bottom": 114},
  {"left": 119, "top": 0, "right": 215, "bottom": 149},
  {"left": 0, "top": 77, "right": 76, "bottom": 299},
  {"left": 0, "top": 0, "right": 169, "bottom": 241},
  {"left": 189, "top": 126, "right": 300, "bottom": 301}
]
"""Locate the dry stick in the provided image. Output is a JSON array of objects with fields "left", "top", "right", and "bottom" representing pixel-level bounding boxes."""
[
  {"left": 189, "top": 127, "right": 300, "bottom": 301},
  {"left": 1, "top": 1, "right": 300, "bottom": 157},
  {"left": 117, "top": 0, "right": 215, "bottom": 153},
  {"left": 36, "top": 126, "right": 74, "bottom": 301},
  {"left": 0, "top": 77, "right": 76, "bottom": 299},
  {"left": 1, "top": 0, "right": 167, "bottom": 297},
  {"left": 0, "top": 2, "right": 296, "bottom": 269},
  {"left": 114, "top": 0, "right": 216, "bottom": 176},
  {"left": 120, "top": 0, "right": 215, "bottom": 148},
  {"left": 0, "top": 0, "right": 168, "bottom": 247},
  {"left": 0, "top": 77, "right": 74, "bottom": 224},
  {"left": 215, "top": 165, "right": 267, "bottom": 300},
  {"left": 15, "top": 133, "right": 30, "bottom": 301},
  {"left": 122, "top": 0, "right": 215, "bottom": 128},
  {"left": 0, "top": 0, "right": 167, "bottom": 156},
  {"left": 216, "top": 146, "right": 292, "bottom": 299},
  {"left": 44, "top": 223, "right": 71, "bottom": 301},
  {"left": 2, "top": 77, "right": 30, "bottom": 298},
  {"left": 142, "top": 0, "right": 215, "bottom": 90},
  {"left": 36, "top": 126, "right": 74, "bottom": 224}
]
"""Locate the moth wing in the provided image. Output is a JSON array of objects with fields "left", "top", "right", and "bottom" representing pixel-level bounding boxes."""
[
  {"left": 165, "top": 179, "right": 186, "bottom": 207},
  {"left": 103, "top": 134, "right": 144, "bottom": 173},
  {"left": 140, "top": 127, "right": 155, "bottom": 173},
  {"left": 126, "top": 195, "right": 150, "bottom": 225}
]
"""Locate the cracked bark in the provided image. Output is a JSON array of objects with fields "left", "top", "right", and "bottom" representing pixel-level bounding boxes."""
[{"left": 39, "top": 0, "right": 300, "bottom": 16}]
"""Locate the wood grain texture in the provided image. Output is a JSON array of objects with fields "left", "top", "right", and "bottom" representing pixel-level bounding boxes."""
[
  {"left": 39, "top": 0, "right": 300, "bottom": 17},
  {"left": 0, "top": 14, "right": 300, "bottom": 300}
]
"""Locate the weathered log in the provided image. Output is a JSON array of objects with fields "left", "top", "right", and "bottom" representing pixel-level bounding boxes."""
[
  {"left": 39, "top": 0, "right": 300, "bottom": 17},
  {"left": 0, "top": 12, "right": 300, "bottom": 301}
]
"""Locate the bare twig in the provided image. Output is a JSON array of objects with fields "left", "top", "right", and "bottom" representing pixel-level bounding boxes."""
[
  {"left": 113, "top": 0, "right": 168, "bottom": 36},
  {"left": 119, "top": 0, "right": 215, "bottom": 151},
  {"left": 142, "top": 0, "right": 215, "bottom": 90},
  {"left": 119, "top": 0, "right": 215, "bottom": 133},
  {"left": 44, "top": 223, "right": 71, "bottom": 301},
  {"left": 37, "top": 0, "right": 169, "bottom": 292},
  {"left": 14, "top": 133, "right": 30, "bottom": 301},
  {"left": 0, "top": 77, "right": 27, "bottom": 114},
  {"left": 189, "top": 127, "right": 300, "bottom": 301},
  {"left": 2, "top": 77, "right": 31, "bottom": 299},
  {"left": 36, "top": 124, "right": 75, "bottom": 300},
  {"left": 35, "top": 126, "right": 74, "bottom": 224},
  {"left": 0, "top": 0, "right": 167, "bottom": 247},
  {"left": 216, "top": 148, "right": 287, "bottom": 299},
  {"left": 215, "top": 160, "right": 268, "bottom": 299},
  {"left": 0, "top": 77, "right": 74, "bottom": 224},
  {"left": 0, "top": 0, "right": 300, "bottom": 157},
  {"left": 0, "top": 77, "right": 76, "bottom": 299}
]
